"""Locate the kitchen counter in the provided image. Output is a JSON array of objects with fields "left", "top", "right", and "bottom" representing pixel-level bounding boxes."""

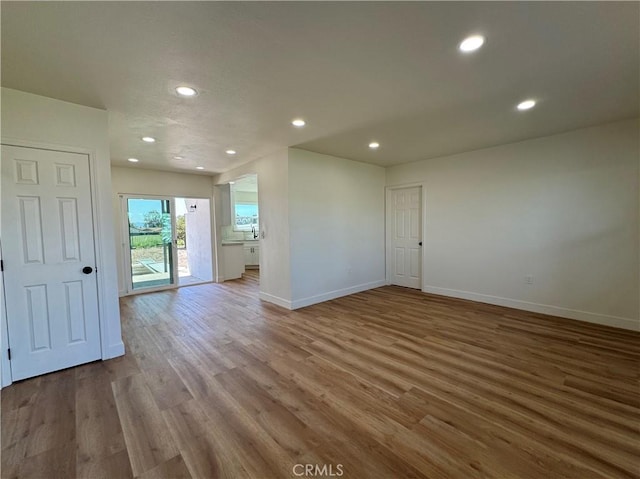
[{"left": 222, "top": 239, "right": 259, "bottom": 244}]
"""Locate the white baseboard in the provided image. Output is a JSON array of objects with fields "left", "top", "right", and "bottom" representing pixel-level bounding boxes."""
[
  {"left": 103, "top": 341, "right": 125, "bottom": 359},
  {"left": 423, "top": 285, "right": 639, "bottom": 331},
  {"left": 291, "top": 280, "right": 387, "bottom": 310},
  {"left": 259, "top": 292, "right": 293, "bottom": 309},
  {"left": 2, "top": 341, "right": 126, "bottom": 389}
]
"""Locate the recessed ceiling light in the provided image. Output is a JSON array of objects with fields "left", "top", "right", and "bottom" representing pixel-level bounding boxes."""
[
  {"left": 173, "top": 156, "right": 183, "bottom": 160},
  {"left": 517, "top": 99, "right": 536, "bottom": 111},
  {"left": 141, "top": 136, "right": 156, "bottom": 143},
  {"left": 196, "top": 166, "right": 204, "bottom": 170},
  {"left": 369, "top": 142, "right": 380, "bottom": 149},
  {"left": 229, "top": 181, "right": 235, "bottom": 185},
  {"left": 459, "top": 35, "right": 485, "bottom": 53},
  {"left": 225, "top": 149, "right": 237, "bottom": 155},
  {"left": 176, "top": 86, "right": 197, "bottom": 97},
  {"left": 127, "top": 158, "right": 139, "bottom": 163},
  {"left": 291, "top": 118, "right": 306, "bottom": 127}
]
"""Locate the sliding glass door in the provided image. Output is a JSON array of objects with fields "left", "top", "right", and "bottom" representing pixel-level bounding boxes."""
[{"left": 124, "top": 196, "right": 177, "bottom": 292}]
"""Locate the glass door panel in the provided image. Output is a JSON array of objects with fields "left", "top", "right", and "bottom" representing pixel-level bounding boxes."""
[{"left": 127, "top": 197, "right": 175, "bottom": 291}]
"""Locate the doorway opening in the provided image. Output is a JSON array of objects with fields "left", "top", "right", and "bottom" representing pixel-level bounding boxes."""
[
  {"left": 215, "top": 174, "right": 260, "bottom": 284},
  {"left": 175, "top": 198, "right": 213, "bottom": 286}
]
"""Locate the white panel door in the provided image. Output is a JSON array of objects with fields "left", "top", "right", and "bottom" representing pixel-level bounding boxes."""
[
  {"left": 1, "top": 145, "right": 101, "bottom": 380},
  {"left": 390, "top": 187, "right": 422, "bottom": 289}
]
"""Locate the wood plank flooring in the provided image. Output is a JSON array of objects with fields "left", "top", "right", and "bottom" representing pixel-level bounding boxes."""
[{"left": 2, "top": 270, "right": 639, "bottom": 478}]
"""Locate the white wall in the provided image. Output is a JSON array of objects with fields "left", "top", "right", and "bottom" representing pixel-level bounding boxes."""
[
  {"left": 1, "top": 88, "right": 124, "bottom": 387},
  {"left": 234, "top": 190, "right": 258, "bottom": 203},
  {"left": 387, "top": 119, "right": 640, "bottom": 330},
  {"left": 288, "top": 148, "right": 386, "bottom": 308},
  {"left": 111, "top": 166, "right": 215, "bottom": 294},
  {"left": 214, "top": 149, "right": 292, "bottom": 307},
  {"left": 184, "top": 198, "right": 213, "bottom": 281}
]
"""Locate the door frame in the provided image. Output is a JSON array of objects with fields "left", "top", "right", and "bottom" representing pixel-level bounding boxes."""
[
  {"left": 120, "top": 194, "right": 179, "bottom": 295},
  {"left": 174, "top": 196, "right": 215, "bottom": 286},
  {"left": 385, "top": 182, "right": 427, "bottom": 290},
  {"left": 0, "top": 238, "right": 9, "bottom": 388},
  {"left": 1, "top": 138, "right": 114, "bottom": 387}
]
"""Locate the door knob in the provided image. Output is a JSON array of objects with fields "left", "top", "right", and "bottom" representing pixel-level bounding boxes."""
[
  {"left": 419, "top": 242, "right": 422, "bottom": 246},
  {"left": 82, "top": 266, "right": 93, "bottom": 274}
]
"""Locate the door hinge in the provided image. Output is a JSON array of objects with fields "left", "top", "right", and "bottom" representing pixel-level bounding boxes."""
[
  {"left": 7, "top": 349, "right": 11, "bottom": 361},
  {"left": 1, "top": 259, "right": 3, "bottom": 271}
]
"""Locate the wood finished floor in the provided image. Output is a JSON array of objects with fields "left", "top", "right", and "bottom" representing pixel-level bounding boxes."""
[{"left": 2, "top": 270, "right": 639, "bottom": 479}]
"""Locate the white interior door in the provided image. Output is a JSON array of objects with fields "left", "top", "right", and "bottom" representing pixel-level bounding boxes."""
[
  {"left": 1, "top": 145, "right": 101, "bottom": 381},
  {"left": 389, "top": 186, "right": 422, "bottom": 289}
]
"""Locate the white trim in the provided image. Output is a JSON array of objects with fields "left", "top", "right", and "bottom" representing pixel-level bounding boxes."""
[
  {"left": 423, "top": 285, "right": 640, "bottom": 331},
  {"left": 119, "top": 193, "right": 130, "bottom": 294},
  {"left": 104, "top": 342, "right": 125, "bottom": 358},
  {"left": 259, "top": 292, "right": 293, "bottom": 309},
  {"left": 1, "top": 137, "right": 93, "bottom": 155},
  {"left": 93, "top": 162, "right": 125, "bottom": 360},
  {"left": 0, "top": 239, "right": 11, "bottom": 388},
  {"left": 290, "top": 280, "right": 386, "bottom": 310},
  {"left": 210, "top": 191, "right": 222, "bottom": 284},
  {"left": 119, "top": 284, "right": 178, "bottom": 296},
  {"left": 386, "top": 181, "right": 426, "bottom": 189}
]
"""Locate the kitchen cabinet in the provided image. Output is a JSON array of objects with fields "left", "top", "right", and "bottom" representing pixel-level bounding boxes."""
[
  {"left": 243, "top": 243, "right": 260, "bottom": 268},
  {"left": 219, "top": 183, "right": 232, "bottom": 226},
  {"left": 222, "top": 243, "right": 244, "bottom": 280}
]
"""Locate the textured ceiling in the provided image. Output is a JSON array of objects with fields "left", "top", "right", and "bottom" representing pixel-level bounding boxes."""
[{"left": 2, "top": 2, "right": 638, "bottom": 174}]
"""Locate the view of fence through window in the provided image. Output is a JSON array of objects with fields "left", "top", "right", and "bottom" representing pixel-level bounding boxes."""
[
  {"left": 127, "top": 198, "right": 174, "bottom": 290},
  {"left": 125, "top": 197, "right": 213, "bottom": 292}
]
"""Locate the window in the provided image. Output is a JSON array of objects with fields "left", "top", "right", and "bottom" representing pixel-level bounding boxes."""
[
  {"left": 230, "top": 174, "right": 259, "bottom": 232},
  {"left": 234, "top": 203, "right": 259, "bottom": 231}
]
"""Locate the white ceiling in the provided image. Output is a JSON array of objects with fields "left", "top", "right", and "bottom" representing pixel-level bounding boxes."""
[{"left": 2, "top": 2, "right": 638, "bottom": 174}]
